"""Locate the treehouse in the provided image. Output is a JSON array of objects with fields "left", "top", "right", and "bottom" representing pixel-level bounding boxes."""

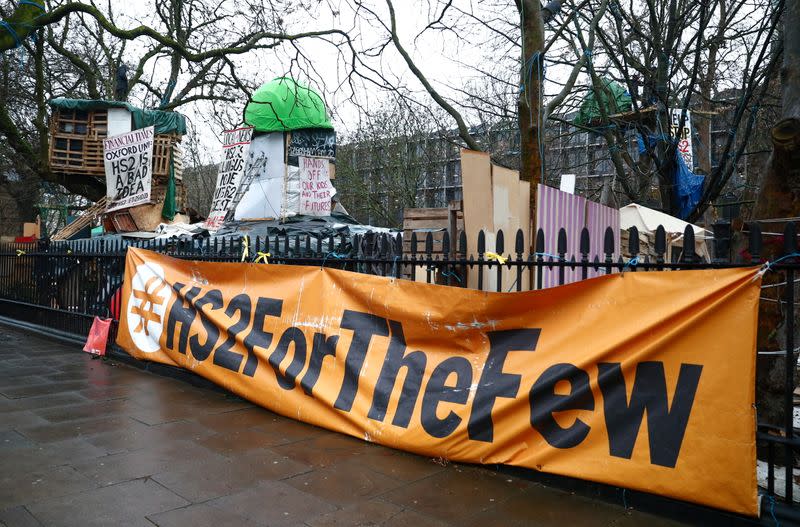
[{"left": 47, "top": 98, "right": 188, "bottom": 235}]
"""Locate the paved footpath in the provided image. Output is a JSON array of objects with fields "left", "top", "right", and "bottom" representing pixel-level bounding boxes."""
[{"left": 0, "top": 325, "right": 687, "bottom": 527}]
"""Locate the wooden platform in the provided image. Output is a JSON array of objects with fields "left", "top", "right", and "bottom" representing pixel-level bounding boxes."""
[{"left": 48, "top": 108, "right": 184, "bottom": 181}]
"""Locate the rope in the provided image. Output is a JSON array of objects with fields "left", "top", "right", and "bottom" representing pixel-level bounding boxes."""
[
  {"left": 440, "top": 270, "right": 462, "bottom": 284},
  {"left": 0, "top": 21, "right": 22, "bottom": 48},
  {"left": 622, "top": 256, "right": 639, "bottom": 273},
  {"left": 18, "top": 0, "right": 45, "bottom": 11},
  {"left": 755, "top": 253, "right": 800, "bottom": 281},
  {"left": 321, "top": 251, "right": 347, "bottom": 268},
  {"left": 534, "top": 252, "right": 566, "bottom": 261},
  {"left": 765, "top": 494, "right": 780, "bottom": 526}
]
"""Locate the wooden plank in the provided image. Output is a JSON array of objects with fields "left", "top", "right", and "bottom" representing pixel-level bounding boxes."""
[
  {"left": 448, "top": 200, "right": 460, "bottom": 258},
  {"left": 461, "top": 149, "right": 493, "bottom": 288},
  {"left": 404, "top": 208, "right": 451, "bottom": 220},
  {"left": 489, "top": 164, "right": 520, "bottom": 291},
  {"left": 403, "top": 219, "right": 450, "bottom": 231},
  {"left": 518, "top": 180, "right": 531, "bottom": 289}
]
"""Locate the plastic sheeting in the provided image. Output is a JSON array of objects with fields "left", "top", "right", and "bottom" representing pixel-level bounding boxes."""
[
  {"left": 49, "top": 98, "right": 187, "bottom": 135},
  {"left": 244, "top": 78, "right": 333, "bottom": 132},
  {"left": 573, "top": 79, "right": 631, "bottom": 127},
  {"left": 674, "top": 149, "right": 704, "bottom": 220},
  {"left": 636, "top": 134, "right": 704, "bottom": 219},
  {"left": 234, "top": 133, "right": 286, "bottom": 221}
]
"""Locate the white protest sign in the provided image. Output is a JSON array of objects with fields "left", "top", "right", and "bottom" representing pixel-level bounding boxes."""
[
  {"left": 299, "top": 156, "right": 336, "bottom": 216},
  {"left": 670, "top": 109, "right": 694, "bottom": 169},
  {"left": 205, "top": 126, "right": 254, "bottom": 230},
  {"left": 104, "top": 126, "right": 155, "bottom": 212},
  {"left": 559, "top": 173, "right": 576, "bottom": 194}
]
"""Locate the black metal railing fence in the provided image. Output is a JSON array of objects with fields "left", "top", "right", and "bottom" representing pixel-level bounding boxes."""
[{"left": 1, "top": 221, "right": 799, "bottom": 515}]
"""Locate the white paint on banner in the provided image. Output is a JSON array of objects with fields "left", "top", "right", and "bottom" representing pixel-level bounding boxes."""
[{"left": 104, "top": 126, "right": 155, "bottom": 212}]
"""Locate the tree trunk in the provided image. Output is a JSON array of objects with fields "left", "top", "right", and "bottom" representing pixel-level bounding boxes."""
[
  {"left": 752, "top": 0, "right": 800, "bottom": 428},
  {"left": 519, "top": 0, "right": 544, "bottom": 242},
  {"left": 752, "top": 119, "right": 800, "bottom": 427}
]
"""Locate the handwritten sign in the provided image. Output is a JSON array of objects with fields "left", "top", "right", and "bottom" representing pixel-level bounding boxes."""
[
  {"left": 205, "top": 127, "right": 254, "bottom": 230},
  {"left": 299, "top": 156, "right": 336, "bottom": 216},
  {"left": 288, "top": 128, "right": 336, "bottom": 165},
  {"left": 104, "top": 126, "right": 154, "bottom": 212},
  {"left": 670, "top": 109, "right": 693, "bottom": 169}
]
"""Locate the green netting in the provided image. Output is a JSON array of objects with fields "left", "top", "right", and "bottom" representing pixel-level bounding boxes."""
[
  {"left": 244, "top": 77, "right": 333, "bottom": 132},
  {"left": 0, "top": 1, "right": 45, "bottom": 52},
  {"left": 49, "top": 98, "right": 187, "bottom": 135},
  {"left": 573, "top": 80, "right": 632, "bottom": 127}
]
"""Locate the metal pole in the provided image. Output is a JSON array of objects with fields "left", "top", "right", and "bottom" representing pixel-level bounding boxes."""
[{"left": 785, "top": 266, "right": 795, "bottom": 503}]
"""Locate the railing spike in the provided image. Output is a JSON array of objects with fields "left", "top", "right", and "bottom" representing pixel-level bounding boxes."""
[
  {"left": 535, "top": 229, "right": 545, "bottom": 254},
  {"left": 784, "top": 222, "right": 798, "bottom": 255},
  {"left": 580, "top": 227, "right": 590, "bottom": 256},
  {"left": 628, "top": 226, "right": 640, "bottom": 256},
  {"left": 557, "top": 228, "right": 567, "bottom": 256},
  {"left": 655, "top": 225, "right": 667, "bottom": 263},
  {"left": 681, "top": 225, "right": 695, "bottom": 263}
]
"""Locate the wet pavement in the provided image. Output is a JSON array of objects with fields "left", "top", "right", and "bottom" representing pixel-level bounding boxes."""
[{"left": 0, "top": 325, "right": 688, "bottom": 527}]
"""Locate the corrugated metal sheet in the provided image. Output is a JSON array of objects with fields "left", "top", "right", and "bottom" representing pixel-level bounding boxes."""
[{"left": 536, "top": 184, "right": 619, "bottom": 288}]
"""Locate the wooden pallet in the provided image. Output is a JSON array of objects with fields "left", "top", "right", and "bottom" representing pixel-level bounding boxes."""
[
  {"left": 51, "top": 197, "right": 108, "bottom": 241},
  {"left": 402, "top": 204, "right": 464, "bottom": 256},
  {"left": 48, "top": 109, "right": 184, "bottom": 181}
]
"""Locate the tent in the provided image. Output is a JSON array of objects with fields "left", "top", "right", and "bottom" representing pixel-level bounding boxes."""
[{"left": 619, "top": 203, "right": 711, "bottom": 262}]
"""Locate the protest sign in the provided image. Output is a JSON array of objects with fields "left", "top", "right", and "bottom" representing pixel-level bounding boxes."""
[
  {"left": 104, "top": 126, "right": 155, "bottom": 212},
  {"left": 670, "top": 109, "right": 694, "bottom": 169},
  {"left": 298, "top": 156, "right": 336, "bottom": 216},
  {"left": 205, "top": 126, "right": 254, "bottom": 230}
]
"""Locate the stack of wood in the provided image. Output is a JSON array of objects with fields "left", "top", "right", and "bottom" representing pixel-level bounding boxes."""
[
  {"left": 402, "top": 204, "right": 464, "bottom": 255},
  {"left": 402, "top": 203, "right": 464, "bottom": 282}
]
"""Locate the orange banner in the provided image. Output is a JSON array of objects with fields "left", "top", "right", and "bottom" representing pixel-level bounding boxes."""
[{"left": 116, "top": 248, "right": 761, "bottom": 516}]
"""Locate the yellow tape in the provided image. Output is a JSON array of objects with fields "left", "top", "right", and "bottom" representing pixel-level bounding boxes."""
[
  {"left": 241, "top": 236, "right": 250, "bottom": 262},
  {"left": 15, "top": 250, "right": 25, "bottom": 257},
  {"left": 255, "top": 252, "right": 271, "bottom": 264},
  {"left": 484, "top": 251, "right": 507, "bottom": 265}
]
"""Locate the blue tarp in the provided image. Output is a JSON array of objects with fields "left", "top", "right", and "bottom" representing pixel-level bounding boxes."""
[
  {"left": 674, "top": 150, "right": 704, "bottom": 220},
  {"left": 637, "top": 135, "right": 704, "bottom": 219}
]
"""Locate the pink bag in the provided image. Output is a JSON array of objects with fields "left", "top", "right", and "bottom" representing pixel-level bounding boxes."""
[{"left": 83, "top": 317, "right": 111, "bottom": 356}]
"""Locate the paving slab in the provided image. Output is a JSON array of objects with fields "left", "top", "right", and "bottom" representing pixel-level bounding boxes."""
[{"left": 0, "top": 325, "right": 690, "bottom": 527}]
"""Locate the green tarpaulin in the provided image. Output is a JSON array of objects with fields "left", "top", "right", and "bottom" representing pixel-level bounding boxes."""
[
  {"left": 49, "top": 98, "right": 187, "bottom": 135},
  {"left": 573, "top": 80, "right": 632, "bottom": 127},
  {"left": 244, "top": 77, "right": 333, "bottom": 132},
  {"left": 161, "top": 150, "right": 177, "bottom": 221}
]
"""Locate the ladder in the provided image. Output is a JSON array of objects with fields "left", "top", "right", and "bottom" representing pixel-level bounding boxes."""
[
  {"left": 223, "top": 157, "right": 264, "bottom": 222},
  {"left": 51, "top": 197, "right": 108, "bottom": 241}
]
